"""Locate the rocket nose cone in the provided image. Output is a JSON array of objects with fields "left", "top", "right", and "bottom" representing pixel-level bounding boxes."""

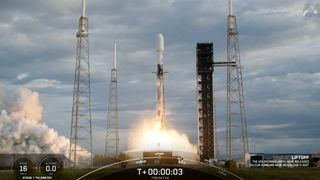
[{"left": 157, "top": 33, "right": 164, "bottom": 52}]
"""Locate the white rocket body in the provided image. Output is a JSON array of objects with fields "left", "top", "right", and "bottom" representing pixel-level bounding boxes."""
[
  {"left": 157, "top": 33, "right": 164, "bottom": 65},
  {"left": 156, "top": 33, "right": 165, "bottom": 130}
]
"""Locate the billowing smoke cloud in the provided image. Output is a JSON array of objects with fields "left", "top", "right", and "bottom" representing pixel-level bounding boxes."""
[
  {"left": 303, "top": 3, "right": 320, "bottom": 17},
  {"left": 0, "top": 87, "right": 90, "bottom": 166}
]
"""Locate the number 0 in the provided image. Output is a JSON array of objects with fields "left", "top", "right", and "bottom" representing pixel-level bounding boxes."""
[{"left": 45, "top": 165, "right": 57, "bottom": 172}]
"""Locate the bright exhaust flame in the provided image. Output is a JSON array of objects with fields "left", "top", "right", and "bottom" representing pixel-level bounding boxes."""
[{"left": 128, "top": 117, "right": 197, "bottom": 156}]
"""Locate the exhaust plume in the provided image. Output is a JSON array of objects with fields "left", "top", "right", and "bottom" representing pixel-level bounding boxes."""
[
  {"left": 127, "top": 117, "right": 197, "bottom": 159},
  {"left": 0, "top": 87, "right": 90, "bottom": 166}
]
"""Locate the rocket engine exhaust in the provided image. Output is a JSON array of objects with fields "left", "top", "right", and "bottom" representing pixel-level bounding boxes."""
[
  {"left": 156, "top": 33, "right": 165, "bottom": 130},
  {"left": 0, "top": 87, "right": 91, "bottom": 167},
  {"left": 126, "top": 33, "right": 197, "bottom": 158}
]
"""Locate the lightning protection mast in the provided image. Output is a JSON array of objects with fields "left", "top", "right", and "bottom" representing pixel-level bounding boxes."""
[
  {"left": 69, "top": 0, "right": 93, "bottom": 168},
  {"left": 105, "top": 42, "right": 120, "bottom": 158},
  {"left": 226, "top": 0, "right": 249, "bottom": 165}
]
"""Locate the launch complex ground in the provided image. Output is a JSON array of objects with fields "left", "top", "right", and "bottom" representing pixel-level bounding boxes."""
[
  {"left": 1, "top": 162, "right": 320, "bottom": 180},
  {"left": 1, "top": 151, "right": 320, "bottom": 179}
]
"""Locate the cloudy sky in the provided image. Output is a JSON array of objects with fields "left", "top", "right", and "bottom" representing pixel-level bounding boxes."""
[{"left": 1, "top": 0, "right": 320, "bottom": 157}]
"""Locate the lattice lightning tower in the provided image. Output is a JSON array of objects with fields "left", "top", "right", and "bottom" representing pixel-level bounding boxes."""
[
  {"left": 69, "top": 0, "right": 93, "bottom": 168},
  {"left": 226, "top": 0, "right": 249, "bottom": 163},
  {"left": 105, "top": 42, "right": 119, "bottom": 158}
]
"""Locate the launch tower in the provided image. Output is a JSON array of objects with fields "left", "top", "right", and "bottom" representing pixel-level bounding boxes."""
[
  {"left": 196, "top": 43, "right": 215, "bottom": 162},
  {"left": 226, "top": 0, "right": 249, "bottom": 163},
  {"left": 105, "top": 42, "right": 120, "bottom": 158},
  {"left": 69, "top": 0, "right": 93, "bottom": 168}
]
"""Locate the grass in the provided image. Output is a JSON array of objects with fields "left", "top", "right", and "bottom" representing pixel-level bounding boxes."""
[
  {"left": 230, "top": 168, "right": 320, "bottom": 180},
  {"left": 0, "top": 171, "right": 14, "bottom": 180},
  {"left": 52, "top": 168, "right": 93, "bottom": 180},
  {"left": 0, "top": 168, "right": 93, "bottom": 180}
]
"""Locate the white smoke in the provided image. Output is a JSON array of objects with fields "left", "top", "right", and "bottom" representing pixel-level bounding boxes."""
[
  {"left": 303, "top": 3, "right": 320, "bottom": 17},
  {"left": 0, "top": 87, "right": 90, "bottom": 166}
]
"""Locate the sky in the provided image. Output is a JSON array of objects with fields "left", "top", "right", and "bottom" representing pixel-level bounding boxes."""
[{"left": 0, "top": 0, "right": 320, "bottom": 157}]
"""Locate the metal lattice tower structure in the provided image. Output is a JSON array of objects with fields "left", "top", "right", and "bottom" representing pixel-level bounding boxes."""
[
  {"left": 69, "top": 0, "right": 93, "bottom": 168},
  {"left": 196, "top": 43, "right": 215, "bottom": 162},
  {"left": 226, "top": 0, "right": 249, "bottom": 162},
  {"left": 105, "top": 42, "right": 119, "bottom": 158}
]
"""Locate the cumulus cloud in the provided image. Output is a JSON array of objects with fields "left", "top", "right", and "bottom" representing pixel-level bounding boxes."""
[
  {"left": 16, "top": 73, "right": 28, "bottom": 80},
  {"left": 253, "top": 122, "right": 294, "bottom": 131},
  {"left": 303, "top": 3, "right": 320, "bottom": 17},
  {"left": 24, "top": 79, "right": 61, "bottom": 89}
]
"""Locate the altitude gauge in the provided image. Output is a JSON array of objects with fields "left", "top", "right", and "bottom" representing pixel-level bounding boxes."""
[{"left": 39, "top": 155, "right": 63, "bottom": 177}]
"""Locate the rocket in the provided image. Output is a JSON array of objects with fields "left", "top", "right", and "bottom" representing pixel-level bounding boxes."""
[{"left": 156, "top": 33, "right": 166, "bottom": 130}]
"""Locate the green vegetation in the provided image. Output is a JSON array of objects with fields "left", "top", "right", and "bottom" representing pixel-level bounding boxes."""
[
  {"left": 52, "top": 168, "right": 93, "bottom": 180},
  {"left": 0, "top": 171, "right": 14, "bottom": 180},
  {"left": 225, "top": 160, "right": 237, "bottom": 170},
  {"left": 230, "top": 168, "right": 320, "bottom": 180},
  {"left": 0, "top": 169, "right": 93, "bottom": 180}
]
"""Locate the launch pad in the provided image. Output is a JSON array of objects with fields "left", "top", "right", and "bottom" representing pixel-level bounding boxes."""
[{"left": 143, "top": 151, "right": 180, "bottom": 165}]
